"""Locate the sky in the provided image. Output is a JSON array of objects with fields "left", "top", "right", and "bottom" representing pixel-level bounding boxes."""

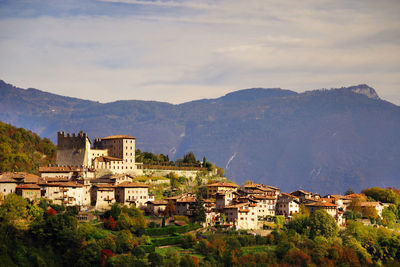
[{"left": 0, "top": 0, "right": 400, "bottom": 105}]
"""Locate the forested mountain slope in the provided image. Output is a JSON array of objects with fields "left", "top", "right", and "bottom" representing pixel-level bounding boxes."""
[{"left": 0, "top": 121, "right": 56, "bottom": 173}]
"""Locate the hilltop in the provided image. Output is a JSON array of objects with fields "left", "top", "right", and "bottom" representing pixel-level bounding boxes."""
[{"left": 1, "top": 80, "right": 400, "bottom": 193}]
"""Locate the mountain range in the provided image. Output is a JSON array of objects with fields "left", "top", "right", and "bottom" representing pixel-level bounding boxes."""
[{"left": 1, "top": 80, "right": 399, "bottom": 194}]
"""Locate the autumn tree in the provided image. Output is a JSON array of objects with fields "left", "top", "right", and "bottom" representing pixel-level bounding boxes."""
[{"left": 309, "top": 209, "right": 338, "bottom": 238}]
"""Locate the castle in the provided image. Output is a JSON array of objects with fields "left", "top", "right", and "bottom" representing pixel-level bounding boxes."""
[{"left": 56, "top": 132, "right": 143, "bottom": 175}]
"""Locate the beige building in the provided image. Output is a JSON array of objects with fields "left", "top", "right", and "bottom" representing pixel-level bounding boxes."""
[
  {"left": 0, "top": 176, "right": 17, "bottom": 196},
  {"left": 224, "top": 202, "right": 259, "bottom": 230},
  {"left": 91, "top": 184, "right": 116, "bottom": 210},
  {"left": 16, "top": 184, "right": 41, "bottom": 201},
  {"left": 252, "top": 195, "right": 277, "bottom": 217},
  {"left": 215, "top": 190, "right": 237, "bottom": 212},
  {"left": 276, "top": 193, "right": 300, "bottom": 217},
  {"left": 41, "top": 181, "right": 85, "bottom": 206},
  {"left": 207, "top": 182, "right": 240, "bottom": 198},
  {"left": 114, "top": 182, "right": 150, "bottom": 207}
]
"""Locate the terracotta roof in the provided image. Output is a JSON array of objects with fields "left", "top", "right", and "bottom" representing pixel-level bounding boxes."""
[
  {"left": 93, "top": 184, "right": 115, "bottom": 188},
  {"left": 39, "top": 177, "right": 70, "bottom": 183},
  {"left": 207, "top": 182, "right": 239, "bottom": 188},
  {"left": 177, "top": 197, "right": 196, "bottom": 203},
  {"left": 115, "top": 181, "right": 149, "bottom": 188},
  {"left": 0, "top": 172, "right": 40, "bottom": 183},
  {"left": 305, "top": 201, "right": 337, "bottom": 207},
  {"left": 42, "top": 182, "right": 83, "bottom": 187},
  {"left": 16, "top": 184, "right": 40, "bottom": 189},
  {"left": 252, "top": 195, "right": 276, "bottom": 200},
  {"left": 102, "top": 135, "right": 136, "bottom": 140},
  {"left": 360, "top": 202, "right": 382, "bottom": 207},
  {"left": 325, "top": 194, "right": 344, "bottom": 199},
  {"left": 290, "top": 189, "right": 312, "bottom": 196},
  {"left": 39, "top": 166, "right": 79, "bottom": 172},
  {"left": 225, "top": 203, "right": 248, "bottom": 209},
  {"left": 0, "top": 176, "right": 17, "bottom": 183},
  {"left": 345, "top": 194, "right": 364, "bottom": 199},
  {"left": 280, "top": 192, "right": 295, "bottom": 198},
  {"left": 147, "top": 200, "right": 168, "bottom": 205}
]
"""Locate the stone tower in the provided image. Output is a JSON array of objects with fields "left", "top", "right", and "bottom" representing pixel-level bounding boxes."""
[{"left": 56, "top": 131, "right": 91, "bottom": 167}]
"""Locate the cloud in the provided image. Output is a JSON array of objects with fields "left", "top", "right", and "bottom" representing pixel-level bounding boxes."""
[{"left": 0, "top": 0, "right": 399, "bottom": 105}]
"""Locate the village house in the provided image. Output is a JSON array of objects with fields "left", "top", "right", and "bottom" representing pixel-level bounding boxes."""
[
  {"left": 16, "top": 184, "right": 41, "bottom": 201},
  {"left": 360, "top": 202, "right": 386, "bottom": 218},
  {"left": 224, "top": 202, "right": 259, "bottom": 230},
  {"left": 114, "top": 182, "right": 150, "bottom": 207},
  {"left": 207, "top": 182, "right": 240, "bottom": 198},
  {"left": 176, "top": 195, "right": 197, "bottom": 216},
  {"left": 305, "top": 201, "right": 344, "bottom": 225},
  {"left": 40, "top": 181, "right": 85, "bottom": 206},
  {"left": 91, "top": 184, "right": 115, "bottom": 210},
  {"left": 252, "top": 194, "right": 277, "bottom": 217},
  {"left": 241, "top": 183, "right": 280, "bottom": 198},
  {"left": 215, "top": 190, "right": 237, "bottom": 212},
  {"left": 0, "top": 175, "right": 17, "bottom": 196},
  {"left": 146, "top": 200, "right": 168, "bottom": 215},
  {"left": 276, "top": 193, "right": 300, "bottom": 217},
  {"left": 0, "top": 172, "right": 40, "bottom": 197},
  {"left": 290, "top": 190, "right": 312, "bottom": 202}
]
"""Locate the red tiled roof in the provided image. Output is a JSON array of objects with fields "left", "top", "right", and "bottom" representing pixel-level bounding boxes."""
[
  {"left": 147, "top": 200, "right": 168, "bottom": 205},
  {"left": 207, "top": 182, "right": 239, "bottom": 188},
  {"left": 39, "top": 166, "right": 79, "bottom": 172},
  {"left": 360, "top": 202, "right": 382, "bottom": 207},
  {"left": 225, "top": 203, "right": 248, "bottom": 209},
  {"left": 345, "top": 194, "right": 364, "bottom": 199},
  {"left": 115, "top": 181, "right": 149, "bottom": 188},
  {"left": 93, "top": 184, "right": 115, "bottom": 188},
  {"left": 16, "top": 184, "right": 40, "bottom": 189},
  {"left": 305, "top": 201, "right": 337, "bottom": 207},
  {"left": 102, "top": 135, "right": 136, "bottom": 140}
]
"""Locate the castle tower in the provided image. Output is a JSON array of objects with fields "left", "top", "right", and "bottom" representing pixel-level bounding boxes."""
[{"left": 56, "top": 131, "right": 91, "bottom": 167}]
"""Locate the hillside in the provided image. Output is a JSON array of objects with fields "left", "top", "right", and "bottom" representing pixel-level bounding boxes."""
[
  {"left": 1, "top": 80, "right": 400, "bottom": 193},
  {"left": 0, "top": 121, "right": 56, "bottom": 174}
]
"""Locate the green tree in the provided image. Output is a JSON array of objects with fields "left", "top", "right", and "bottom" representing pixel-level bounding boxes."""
[
  {"left": 309, "top": 209, "right": 338, "bottom": 238},
  {"left": 148, "top": 251, "right": 164, "bottom": 267},
  {"left": 192, "top": 194, "right": 206, "bottom": 224}
]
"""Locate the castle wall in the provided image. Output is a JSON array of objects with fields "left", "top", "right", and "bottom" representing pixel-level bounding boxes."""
[{"left": 56, "top": 132, "right": 90, "bottom": 167}]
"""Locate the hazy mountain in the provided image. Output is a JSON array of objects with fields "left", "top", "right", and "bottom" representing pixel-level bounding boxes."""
[{"left": 1, "top": 80, "right": 399, "bottom": 194}]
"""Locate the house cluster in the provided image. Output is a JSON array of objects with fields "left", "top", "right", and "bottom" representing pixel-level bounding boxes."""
[
  {"left": 0, "top": 132, "right": 390, "bottom": 230},
  {"left": 0, "top": 169, "right": 154, "bottom": 210},
  {"left": 147, "top": 184, "right": 389, "bottom": 230}
]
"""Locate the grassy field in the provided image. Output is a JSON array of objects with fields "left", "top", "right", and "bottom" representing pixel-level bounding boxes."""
[
  {"left": 242, "top": 245, "right": 276, "bottom": 255},
  {"left": 156, "top": 246, "right": 204, "bottom": 259}
]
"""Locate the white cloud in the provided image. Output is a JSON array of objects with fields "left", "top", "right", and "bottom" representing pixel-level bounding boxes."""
[{"left": 0, "top": 0, "right": 399, "bottom": 104}]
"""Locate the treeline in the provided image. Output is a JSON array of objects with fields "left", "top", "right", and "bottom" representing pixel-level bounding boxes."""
[
  {"left": 0, "top": 121, "right": 56, "bottom": 174},
  {"left": 1, "top": 188, "right": 400, "bottom": 266},
  {"left": 135, "top": 150, "right": 214, "bottom": 170}
]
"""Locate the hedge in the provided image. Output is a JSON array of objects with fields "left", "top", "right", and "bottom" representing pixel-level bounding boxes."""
[
  {"left": 145, "top": 224, "right": 201, "bottom": 236},
  {"left": 151, "top": 235, "right": 184, "bottom": 246}
]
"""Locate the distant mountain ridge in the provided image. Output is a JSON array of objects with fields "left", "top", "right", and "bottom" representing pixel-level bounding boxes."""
[{"left": 1, "top": 79, "right": 399, "bottom": 194}]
